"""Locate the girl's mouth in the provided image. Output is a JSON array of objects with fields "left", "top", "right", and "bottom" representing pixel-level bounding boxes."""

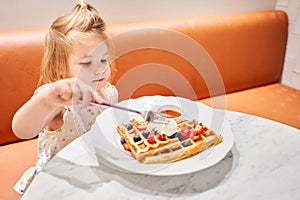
[{"left": 92, "top": 78, "right": 105, "bottom": 82}]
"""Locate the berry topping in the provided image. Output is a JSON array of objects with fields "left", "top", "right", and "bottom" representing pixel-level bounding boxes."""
[
  {"left": 126, "top": 123, "right": 133, "bottom": 131},
  {"left": 180, "top": 126, "right": 192, "bottom": 140},
  {"left": 147, "top": 133, "right": 156, "bottom": 144},
  {"left": 137, "top": 124, "right": 147, "bottom": 131},
  {"left": 182, "top": 140, "right": 191, "bottom": 147},
  {"left": 142, "top": 130, "right": 150, "bottom": 138},
  {"left": 120, "top": 137, "right": 126, "bottom": 144},
  {"left": 194, "top": 126, "right": 204, "bottom": 136},
  {"left": 133, "top": 134, "right": 141, "bottom": 142},
  {"left": 130, "top": 119, "right": 148, "bottom": 131},
  {"left": 176, "top": 132, "right": 184, "bottom": 141},
  {"left": 156, "top": 133, "right": 165, "bottom": 141},
  {"left": 122, "top": 143, "right": 131, "bottom": 152}
]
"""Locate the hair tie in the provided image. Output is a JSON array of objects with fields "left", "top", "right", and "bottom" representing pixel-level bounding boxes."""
[{"left": 79, "top": 0, "right": 88, "bottom": 8}]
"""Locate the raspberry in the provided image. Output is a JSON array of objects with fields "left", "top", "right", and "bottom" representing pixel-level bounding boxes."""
[
  {"left": 156, "top": 133, "right": 164, "bottom": 141},
  {"left": 147, "top": 133, "right": 156, "bottom": 144},
  {"left": 180, "top": 126, "right": 191, "bottom": 140}
]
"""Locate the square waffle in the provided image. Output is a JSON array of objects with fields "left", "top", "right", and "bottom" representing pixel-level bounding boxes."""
[{"left": 117, "top": 118, "right": 223, "bottom": 164}]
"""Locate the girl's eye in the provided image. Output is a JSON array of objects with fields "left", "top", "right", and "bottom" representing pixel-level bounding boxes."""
[
  {"left": 81, "top": 61, "right": 92, "bottom": 66},
  {"left": 100, "top": 59, "right": 108, "bottom": 64}
]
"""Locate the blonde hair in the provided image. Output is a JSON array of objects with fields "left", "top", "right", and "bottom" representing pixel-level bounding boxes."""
[{"left": 38, "top": 1, "right": 114, "bottom": 86}]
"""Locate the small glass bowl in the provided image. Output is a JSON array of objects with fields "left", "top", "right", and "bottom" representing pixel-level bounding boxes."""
[{"left": 157, "top": 104, "right": 183, "bottom": 123}]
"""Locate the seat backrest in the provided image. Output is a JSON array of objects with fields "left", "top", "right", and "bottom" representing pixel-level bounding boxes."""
[
  {"left": 0, "top": 30, "right": 44, "bottom": 144},
  {"left": 109, "top": 10, "right": 288, "bottom": 101},
  {"left": 0, "top": 10, "right": 288, "bottom": 145}
]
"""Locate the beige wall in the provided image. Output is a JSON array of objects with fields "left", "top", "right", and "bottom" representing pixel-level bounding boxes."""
[
  {"left": 3, "top": 0, "right": 298, "bottom": 90},
  {"left": 0, "top": 0, "right": 276, "bottom": 30}
]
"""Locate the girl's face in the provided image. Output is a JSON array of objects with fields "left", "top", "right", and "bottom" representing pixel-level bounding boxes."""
[{"left": 69, "top": 38, "right": 111, "bottom": 91}]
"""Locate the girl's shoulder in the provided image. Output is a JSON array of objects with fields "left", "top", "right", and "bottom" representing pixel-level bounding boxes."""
[{"left": 32, "top": 83, "right": 51, "bottom": 97}]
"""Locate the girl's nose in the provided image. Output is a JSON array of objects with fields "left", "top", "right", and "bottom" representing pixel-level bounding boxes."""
[
  {"left": 94, "top": 64, "right": 109, "bottom": 76},
  {"left": 94, "top": 70, "right": 101, "bottom": 75}
]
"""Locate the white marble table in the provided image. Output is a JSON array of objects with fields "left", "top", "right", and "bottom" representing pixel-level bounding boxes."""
[{"left": 22, "top": 109, "right": 300, "bottom": 200}]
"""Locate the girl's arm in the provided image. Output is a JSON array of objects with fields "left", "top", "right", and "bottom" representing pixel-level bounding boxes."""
[{"left": 12, "top": 78, "right": 101, "bottom": 139}]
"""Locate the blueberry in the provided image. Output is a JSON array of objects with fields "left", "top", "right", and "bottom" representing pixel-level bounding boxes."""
[
  {"left": 120, "top": 137, "right": 126, "bottom": 144},
  {"left": 126, "top": 123, "right": 133, "bottom": 131},
  {"left": 142, "top": 130, "right": 150, "bottom": 138},
  {"left": 182, "top": 140, "right": 191, "bottom": 147},
  {"left": 176, "top": 132, "right": 184, "bottom": 141},
  {"left": 133, "top": 134, "right": 141, "bottom": 142}
]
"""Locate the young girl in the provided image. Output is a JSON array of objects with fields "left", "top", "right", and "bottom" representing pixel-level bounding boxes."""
[{"left": 12, "top": 0, "right": 118, "bottom": 194}]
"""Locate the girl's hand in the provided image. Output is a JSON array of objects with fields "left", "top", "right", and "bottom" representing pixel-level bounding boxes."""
[
  {"left": 12, "top": 78, "right": 103, "bottom": 139},
  {"left": 47, "top": 78, "right": 102, "bottom": 108}
]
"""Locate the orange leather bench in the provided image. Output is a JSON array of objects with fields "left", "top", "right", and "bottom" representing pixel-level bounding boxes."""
[{"left": 1, "top": 10, "right": 299, "bottom": 199}]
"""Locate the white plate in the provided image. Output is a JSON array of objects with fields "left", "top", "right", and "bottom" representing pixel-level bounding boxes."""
[{"left": 87, "top": 96, "right": 234, "bottom": 176}]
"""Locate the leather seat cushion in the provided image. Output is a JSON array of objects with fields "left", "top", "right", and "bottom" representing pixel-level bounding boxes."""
[
  {"left": 200, "top": 83, "right": 300, "bottom": 129},
  {"left": 0, "top": 139, "right": 38, "bottom": 200}
]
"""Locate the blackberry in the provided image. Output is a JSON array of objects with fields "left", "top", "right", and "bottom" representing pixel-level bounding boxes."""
[
  {"left": 142, "top": 130, "right": 150, "bottom": 138},
  {"left": 176, "top": 132, "right": 184, "bottom": 141},
  {"left": 126, "top": 123, "right": 133, "bottom": 131},
  {"left": 133, "top": 134, "right": 141, "bottom": 142},
  {"left": 120, "top": 137, "right": 126, "bottom": 144}
]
